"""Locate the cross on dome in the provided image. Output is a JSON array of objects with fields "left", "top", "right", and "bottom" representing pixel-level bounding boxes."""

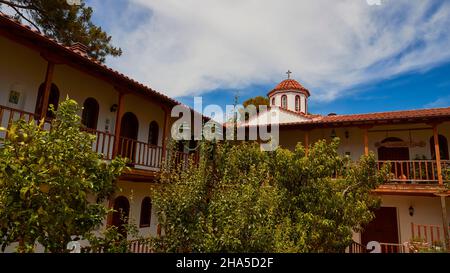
[{"left": 286, "top": 70, "right": 292, "bottom": 79}]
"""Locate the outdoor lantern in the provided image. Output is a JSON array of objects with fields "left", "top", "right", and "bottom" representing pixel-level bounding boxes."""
[
  {"left": 330, "top": 129, "right": 337, "bottom": 139},
  {"left": 409, "top": 206, "right": 414, "bottom": 216}
]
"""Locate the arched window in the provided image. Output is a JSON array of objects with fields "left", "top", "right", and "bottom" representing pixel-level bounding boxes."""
[
  {"left": 430, "top": 135, "right": 449, "bottom": 160},
  {"left": 148, "top": 121, "right": 159, "bottom": 146},
  {"left": 271, "top": 98, "right": 275, "bottom": 106},
  {"left": 295, "top": 95, "right": 301, "bottom": 112},
  {"left": 140, "top": 197, "right": 152, "bottom": 228},
  {"left": 81, "top": 97, "right": 99, "bottom": 130},
  {"left": 35, "top": 83, "right": 60, "bottom": 118},
  {"left": 111, "top": 196, "right": 130, "bottom": 236},
  {"left": 281, "top": 95, "right": 287, "bottom": 109}
]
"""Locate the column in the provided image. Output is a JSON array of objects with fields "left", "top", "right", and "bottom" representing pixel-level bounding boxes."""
[
  {"left": 40, "top": 61, "right": 55, "bottom": 119},
  {"left": 304, "top": 130, "right": 310, "bottom": 156},
  {"left": 363, "top": 127, "right": 369, "bottom": 156},
  {"left": 112, "top": 92, "right": 125, "bottom": 157},
  {"left": 433, "top": 123, "right": 443, "bottom": 185}
]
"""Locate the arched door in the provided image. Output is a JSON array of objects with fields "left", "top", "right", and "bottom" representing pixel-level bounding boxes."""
[
  {"left": 430, "top": 135, "right": 449, "bottom": 160},
  {"left": 119, "top": 112, "right": 139, "bottom": 162},
  {"left": 378, "top": 137, "right": 409, "bottom": 180},
  {"left": 35, "top": 83, "right": 60, "bottom": 118},
  {"left": 81, "top": 97, "right": 99, "bottom": 130},
  {"left": 111, "top": 196, "right": 130, "bottom": 237}
]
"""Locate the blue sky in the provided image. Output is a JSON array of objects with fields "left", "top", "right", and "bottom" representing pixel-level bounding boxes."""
[{"left": 86, "top": 0, "right": 450, "bottom": 116}]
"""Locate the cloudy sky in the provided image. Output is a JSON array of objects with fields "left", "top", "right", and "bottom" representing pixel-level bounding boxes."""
[{"left": 86, "top": 0, "right": 450, "bottom": 115}]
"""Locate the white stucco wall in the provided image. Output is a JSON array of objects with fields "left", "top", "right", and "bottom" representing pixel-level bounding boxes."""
[
  {"left": 269, "top": 91, "right": 307, "bottom": 113},
  {"left": 279, "top": 122, "right": 450, "bottom": 161},
  {"left": 0, "top": 35, "right": 166, "bottom": 145},
  {"left": 353, "top": 195, "right": 450, "bottom": 246}
]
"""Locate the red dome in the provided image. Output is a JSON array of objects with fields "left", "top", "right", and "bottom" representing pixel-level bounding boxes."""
[{"left": 268, "top": 79, "right": 310, "bottom": 97}]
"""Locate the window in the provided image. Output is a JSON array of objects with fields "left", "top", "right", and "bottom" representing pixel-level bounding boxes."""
[
  {"left": 35, "top": 83, "right": 60, "bottom": 118},
  {"left": 81, "top": 97, "right": 99, "bottom": 130},
  {"left": 139, "top": 197, "right": 152, "bottom": 227},
  {"left": 430, "top": 135, "right": 449, "bottom": 160},
  {"left": 295, "top": 95, "right": 301, "bottom": 112},
  {"left": 271, "top": 98, "right": 275, "bottom": 106},
  {"left": 148, "top": 121, "right": 159, "bottom": 145},
  {"left": 281, "top": 95, "right": 287, "bottom": 109},
  {"left": 112, "top": 196, "right": 130, "bottom": 236}
]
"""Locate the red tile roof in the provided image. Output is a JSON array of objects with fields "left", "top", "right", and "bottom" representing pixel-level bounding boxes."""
[
  {"left": 268, "top": 79, "right": 310, "bottom": 97},
  {"left": 279, "top": 107, "right": 450, "bottom": 128}
]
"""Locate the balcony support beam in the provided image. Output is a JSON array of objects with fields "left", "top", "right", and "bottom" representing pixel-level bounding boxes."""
[
  {"left": 161, "top": 106, "right": 171, "bottom": 163},
  {"left": 304, "top": 130, "right": 310, "bottom": 156},
  {"left": 40, "top": 61, "right": 55, "bottom": 120},
  {"left": 112, "top": 92, "right": 125, "bottom": 157},
  {"left": 359, "top": 125, "right": 372, "bottom": 156},
  {"left": 432, "top": 123, "right": 443, "bottom": 185}
]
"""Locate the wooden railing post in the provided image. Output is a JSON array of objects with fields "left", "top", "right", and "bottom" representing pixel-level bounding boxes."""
[
  {"left": 161, "top": 106, "right": 171, "bottom": 163},
  {"left": 304, "top": 130, "right": 310, "bottom": 156},
  {"left": 363, "top": 127, "right": 369, "bottom": 156},
  {"left": 40, "top": 61, "right": 55, "bottom": 120},
  {"left": 432, "top": 123, "right": 443, "bottom": 185},
  {"left": 112, "top": 92, "right": 125, "bottom": 157}
]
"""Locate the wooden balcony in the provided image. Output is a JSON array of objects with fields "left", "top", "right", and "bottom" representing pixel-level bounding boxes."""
[
  {"left": 411, "top": 223, "right": 450, "bottom": 245},
  {"left": 0, "top": 104, "right": 194, "bottom": 179},
  {"left": 0, "top": 104, "right": 448, "bottom": 187}
]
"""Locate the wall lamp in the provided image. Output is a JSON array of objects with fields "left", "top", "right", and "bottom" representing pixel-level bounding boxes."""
[
  {"left": 110, "top": 104, "right": 118, "bottom": 113},
  {"left": 409, "top": 206, "right": 414, "bottom": 217}
]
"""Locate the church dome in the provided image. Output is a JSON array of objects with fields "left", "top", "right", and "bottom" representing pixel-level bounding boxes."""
[{"left": 268, "top": 79, "right": 310, "bottom": 97}]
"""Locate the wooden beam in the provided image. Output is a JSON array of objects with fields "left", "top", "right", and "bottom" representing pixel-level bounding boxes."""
[
  {"left": 161, "top": 106, "right": 171, "bottom": 162},
  {"left": 363, "top": 127, "right": 369, "bottom": 156},
  {"left": 112, "top": 92, "right": 125, "bottom": 157},
  {"left": 304, "top": 130, "right": 310, "bottom": 156},
  {"left": 433, "top": 124, "right": 443, "bottom": 185},
  {"left": 438, "top": 195, "right": 450, "bottom": 250},
  {"left": 40, "top": 61, "right": 55, "bottom": 120}
]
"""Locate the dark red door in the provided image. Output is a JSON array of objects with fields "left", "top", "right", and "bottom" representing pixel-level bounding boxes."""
[
  {"left": 119, "top": 112, "right": 139, "bottom": 162},
  {"left": 111, "top": 196, "right": 130, "bottom": 237},
  {"left": 378, "top": 138, "right": 410, "bottom": 180},
  {"left": 361, "top": 207, "right": 399, "bottom": 253}
]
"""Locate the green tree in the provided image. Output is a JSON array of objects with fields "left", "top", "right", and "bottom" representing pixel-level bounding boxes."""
[
  {"left": 0, "top": 0, "right": 122, "bottom": 62},
  {"left": 152, "top": 139, "right": 389, "bottom": 253},
  {"left": 0, "top": 98, "right": 127, "bottom": 253},
  {"left": 242, "top": 96, "right": 269, "bottom": 110}
]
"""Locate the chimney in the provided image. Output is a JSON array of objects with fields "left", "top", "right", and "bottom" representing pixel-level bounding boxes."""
[{"left": 70, "top": 42, "right": 89, "bottom": 57}]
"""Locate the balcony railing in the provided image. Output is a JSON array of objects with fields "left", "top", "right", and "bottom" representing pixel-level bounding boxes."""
[
  {"left": 1, "top": 104, "right": 196, "bottom": 172},
  {"left": 411, "top": 223, "right": 450, "bottom": 245},
  {"left": 2, "top": 104, "right": 449, "bottom": 181},
  {"left": 376, "top": 160, "right": 450, "bottom": 184}
]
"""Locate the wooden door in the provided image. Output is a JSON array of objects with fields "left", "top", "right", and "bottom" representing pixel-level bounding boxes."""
[
  {"left": 119, "top": 112, "right": 139, "bottom": 162},
  {"left": 361, "top": 207, "right": 399, "bottom": 253},
  {"left": 111, "top": 196, "right": 130, "bottom": 237}
]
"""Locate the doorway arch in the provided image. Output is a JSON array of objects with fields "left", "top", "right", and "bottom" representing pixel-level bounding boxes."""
[
  {"left": 430, "top": 135, "right": 449, "bottom": 160},
  {"left": 119, "top": 112, "right": 139, "bottom": 161},
  {"left": 111, "top": 196, "right": 130, "bottom": 237},
  {"left": 35, "top": 83, "right": 60, "bottom": 118},
  {"left": 81, "top": 97, "right": 99, "bottom": 130},
  {"left": 378, "top": 137, "right": 409, "bottom": 180}
]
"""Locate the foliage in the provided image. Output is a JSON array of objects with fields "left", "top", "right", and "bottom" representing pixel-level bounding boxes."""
[
  {"left": 238, "top": 96, "right": 270, "bottom": 121},
  {"left": 152, "top": 138, "right": 389, "bottom": 253},
  {"left": 0, "top": 98, "right": 127, "bottom": 253},
  {"left": 242, "top": 96, "right": 270, "bottom": 110},
  {"left": 0, "top": 0, "right": 122, "bottom": 62},
  {"left": 83, "top": 219, "right": 142, "bottom": 253},
  {"left": 408, "top": 237, "right": 447, "bottom": 253}
]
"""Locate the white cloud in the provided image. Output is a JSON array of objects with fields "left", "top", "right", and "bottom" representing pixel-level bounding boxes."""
[
  {"left": 101, "top": 0, "right": 450, "bottom": 101},
  {"left": 425, "top": 95, "right": 450, "bottom": 108}
]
